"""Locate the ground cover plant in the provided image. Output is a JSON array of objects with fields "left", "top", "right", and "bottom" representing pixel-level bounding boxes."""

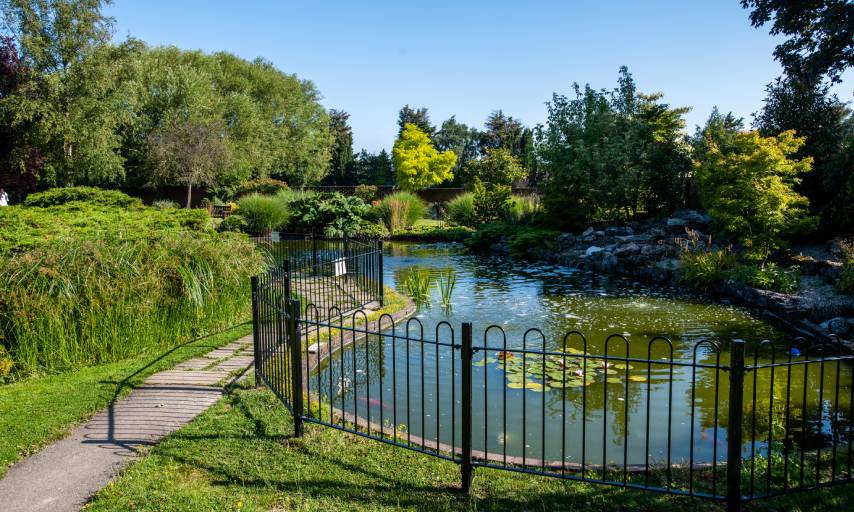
[{"left": 0, "top": 188, "right": 265, "bottom": 379}]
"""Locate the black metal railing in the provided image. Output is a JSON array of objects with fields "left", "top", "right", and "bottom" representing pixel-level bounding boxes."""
[{"left": 250, "top": 239, "right": 854, "bottom": 511}]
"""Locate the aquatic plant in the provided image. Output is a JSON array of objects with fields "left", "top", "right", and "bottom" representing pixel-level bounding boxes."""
[
  {"left": 404, "top": 269, "right": 432, "bottom": 306},
  {"left": 436, "top": 268, "right": 456, "bottom": 310}
]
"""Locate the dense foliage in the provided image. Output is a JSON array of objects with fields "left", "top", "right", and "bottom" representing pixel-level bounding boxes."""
[
  {"left": 536, "top": 67, "right": 692, "bottom": 230},
  {"left": 288, "top": 192, "right": 370, "bottom": 237},
  {"left": 0, "top": 0, "right": 333, "bottom": 196},
  {"left": 392, "top": 124, "right": 457, "bottom": 191},
  {"left": 697, "top": 130, "right": 815, "bottom": 259},
  {"left": 0, "top": 188, "right": 264, "bottom": 378},
  {"left": 236, "top": 193, "right": 289, "bottom": 235},
  {"left": 446, "top": 192, "right": 476, "bottom": 228}
]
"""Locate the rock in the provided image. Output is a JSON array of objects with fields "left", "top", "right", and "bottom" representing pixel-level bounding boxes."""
[
  {"left": 582, "top": 235, "right": 596, "bottom": 243},
  {"left": 614, "top": 242, "right": 640, "bottom": 256},
  {"left": 582, "top": 227, "right": 594, "bottom": 237},
  {"left": 641, "top": 244, "right": 667, "bottom": 257},
  {"left": 599, "top": 252, "right": 619, "bottom": 273},
  {"left": 556, "top": 233, "right": 577, "bottom": 248},
  {"left": 827, "top": 317, "right": 850, "bottom": 335},
  {"left": 666, "top": 217, "right": 688, "bottom": 227},
  {"left": 674, "top": 209, "right": 711, "bottom": 226},
  {"left": 594, "top": 230, "right": 605, "bottom": 237},
  {"left": 585, "top": 246, "right": 604, "bottom": 257},
  {"left": 650, "top": 227, "right": 666, "bottom": 238},
  {"left": 656, "top": 258, "right": 682, "bottom": 271}
]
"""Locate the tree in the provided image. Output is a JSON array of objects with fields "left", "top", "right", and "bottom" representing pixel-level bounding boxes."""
[
  {"left": 693, "top": 107, "right": 744, "bottom": 163},
  {"left": 480, "top": 110, "right": 525, "bottom": 157},
  {"left": 434, "top": 116, "right": 480, "bottom": 178},
  {"left": 697, "top": 130, "right": 816, "bottom": 260},
  {"left": 397, "top": 104, "right": 434, "bottom": 136},
  {"left": 0, "top": 34, "right": 41, "bottom": 195},
  {"left": 351, "top": 148, "right": 394, "bottom": 186},
  {"left": 753, "top": 76, "right": 852, "bottom": 233},
  {"left": 146, "top": 119, "right": 231, "bottom": 207},
  {"left": 741, "top": 0, "right": 854, "bottom": 84},
  {"left": 392, "top": 123, "right": 456, "bottom": 191},
  {"left": 537, "top": 67, "right": 691, "bottom": 229},
  {"left": 326, "top": 109, "right": 353, "bottom": 184},
  {"left": 464, "top": 147, "right": 527, "bottom": 223}
]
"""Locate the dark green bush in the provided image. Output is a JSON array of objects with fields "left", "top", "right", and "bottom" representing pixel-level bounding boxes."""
[
  {"left": 726, "top": 263, "right": 800, "bottom": 294},
  {"left": 508, "top": 228, "right": 559, "bottom": 260},
  {"left": 24, "top": 187, "right": 142, "bottom": 208},
  {"left": 288, "top": 192, "right": 369, "bottom": 237},
  {"left": 152, "top": 199, "right": 180, "bottom": 210},
  {"left": 679, "top": 249, "right": 737, "bottom": 291},
  {"left": 464, "top": 222, "right": 518, "bottom": 252},
  {"left": 352, "top": 221, "right": 389, "bottom": 239},
  {"left": 354, "top": 184, "right": 379, "bottom": 203},
  {"left": 218, "top": 214, "right": 247, "bottom": 233}
]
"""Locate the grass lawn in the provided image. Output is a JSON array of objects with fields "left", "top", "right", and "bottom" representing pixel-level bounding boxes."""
[
  {"left": 87, "top": 383, "right": 854, "bottom": 511},
  {"left": 0, "top": 321, "right": 253, "bottom": 478}
]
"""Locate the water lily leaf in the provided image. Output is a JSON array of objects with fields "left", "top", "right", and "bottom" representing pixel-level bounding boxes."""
[
  {"left": 628, "top": 375, "right": 648, "bottom": 382},
  {"left": 472, "top": 359, "right": 487, "bottom": 367},
  {"left": 606, "top": 377, "right": 623, "bottom": 384}
]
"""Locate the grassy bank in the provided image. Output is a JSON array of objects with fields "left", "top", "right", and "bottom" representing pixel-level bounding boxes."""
[
  {"left": 0, "top": 188, "right": 265, "bottom": 379},
  {"left": 0, "top": 322, "right": 252, "bottom": 478},
  {"left": 87, "top": 384, "right": 853, "bottom": 511}
]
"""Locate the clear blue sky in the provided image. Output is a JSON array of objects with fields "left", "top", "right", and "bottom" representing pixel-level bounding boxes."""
[{"left": 106, "top": 0, "right": 851, "bottom": 153}]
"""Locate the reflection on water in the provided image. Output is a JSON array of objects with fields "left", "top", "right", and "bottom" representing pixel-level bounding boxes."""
[{"left": 310, "top": 242, "right": 853, "bottom": 467}]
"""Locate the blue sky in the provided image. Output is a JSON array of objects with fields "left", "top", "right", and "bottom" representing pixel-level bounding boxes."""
[{"left": 106, "top": 0, "right": 851, "bottom": 153}]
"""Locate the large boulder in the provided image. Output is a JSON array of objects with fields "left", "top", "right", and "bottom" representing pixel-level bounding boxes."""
[{"left": 614, "top": 242, "right": 640, "bottom": 257}]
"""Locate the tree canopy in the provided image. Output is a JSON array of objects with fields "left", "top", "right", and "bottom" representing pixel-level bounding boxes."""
[{"left": 392, "top": 123, "right": 456, "bottom": 191}]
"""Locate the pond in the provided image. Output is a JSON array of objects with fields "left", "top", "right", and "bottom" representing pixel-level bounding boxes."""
[{"left": 310, "top": 242, "right": 853, "bottom": 470}]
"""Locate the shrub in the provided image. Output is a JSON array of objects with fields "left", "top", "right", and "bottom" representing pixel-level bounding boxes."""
[
  {"left": 237, "top": 194, "right": 289, "bottom": 235},
  {"left": 24, "top": 187, "right": 142, "bottom": 208},
  {"left": 446, "top": 193, "right": 477, "bottom": 227},
  {"left": 235, "top": 178, "right": 289, "bottom": 197},
  {"left": 288, "top": 192, "right": 369, "bottom": 237},
  {"left": 465, "top": 222, "right": 518, "bottom": 252},
  {"left": 352, "top": 221, "right": 389, "bottom": 239},
  {"left": 679, "top": 249, "right": 737, "bottom": 291},
  {"left": 508, "top": 227, "right": 559, "bottom": 260},
  {"left": 218, "top": 214, "right": 247, "bottom": 233},
  {"left": 152, "top": 199, "right": 180, "bottom": 210},
  {"left": 391, "top": 222, "right": 473, "bottom": 242},
  {"left": 726, "top": 263, "right": 800, "bottom": 294},
  {"left": 377, "top": 191, "right": 427, "bottom": 232},
  {"left": 473, "top": 180, "right": 512, "bottom": 224},
  {"left": 275, "top": 188, "right": 316, "bottom": 206},
  {"left": 505, "top": 195, "right": 542, "bottom": 225},
  {"left": 354, "top": 184, "right": 379, "bottom": 203}
]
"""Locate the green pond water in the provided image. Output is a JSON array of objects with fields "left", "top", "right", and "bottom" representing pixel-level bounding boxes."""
[{"left": 309, "top": 242, "right": 853, "bottom": 468}]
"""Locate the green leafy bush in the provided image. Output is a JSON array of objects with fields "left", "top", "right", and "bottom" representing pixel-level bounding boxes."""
[
  {"left": 726, "top": 263, "right": 800, "bottom": 294},
  {"left": 391, "top": 221, "right": 473, "bottom": 242},
  {"left": 24, "top": 187, "right": 142, "bottom": 208},
  {"left": 152, "top": 199, "right": 180, "bottom": 210},
  {"left": 218, "top": 214, "right": 247, "bottom": 233},
  {"left": 235, "top": 178, "right": 289, "bottom": 197},
  {"left": 508, "top": 228, "right": 559, "bottom": 260},
  {"left": 236, "top": 194, "right": 289, "bottom": 235},
  {"left": 352, "top": 221, "right": 389, "bottom": 239},
  {"left": 465, "top": 222, "right": 518, "bottom": 252},
  {"left": 288, "top": 192, "right": 369, "bottom": 237},
  {"left": 354, "top": 184, "right": 379, "bottom": 203},
  {"left": 473, "top": 180, "right": 512, "bottom": 224},
  {"left": 377, "top": 191, "right": 427, "bottom": 232},
  {"left": 679, "top": 249, "right": 737, "bottom": 291},
  {"left": 446, "top": 193, "right": 477, "bottom": 227}
]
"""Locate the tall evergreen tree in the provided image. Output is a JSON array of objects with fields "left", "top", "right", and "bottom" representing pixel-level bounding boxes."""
[
  {"left": 434, "top": 116, "right": 480, "bottom": 179},
  {"left": 326, "top": 109, "right": 354, "bottom": 184},
  {"left": 397, "top": 104, "right": 434, "bottom": 136}
]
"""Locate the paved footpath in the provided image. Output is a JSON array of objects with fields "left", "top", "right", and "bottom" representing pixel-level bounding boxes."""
[{"left": 0, "top": 336, "right": 254, "bottom": 512}]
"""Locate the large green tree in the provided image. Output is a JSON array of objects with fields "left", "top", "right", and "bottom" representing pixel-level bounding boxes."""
[
  {"left": 325, "top": 109, "right": 353, "bottom": 185},
  {"left": 741, "top": 0, "right": 854, "bottom": 84},
  {"left": 434, "top": 116, "right": 480, "bottom": 179},
  {"left": 537, "top": 67, "right": 691, "bottom": 229},
  {"left": 392, "top": 123, "right": 456, "bottom": 191},
  {"left": 397, "top": 104, "right": 434, "bottom": 136}
]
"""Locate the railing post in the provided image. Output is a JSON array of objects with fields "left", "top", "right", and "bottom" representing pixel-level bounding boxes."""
[
  {"left": 726, "top": 339, "right": 745, "bottom": 512},
  {"left": 311, "top": 232, "right": 318, "bottom": 277},
  {"left": 251, "top": 275, "right": 262, "bottom": 388},
  {"left": 460, "top": 322, "right": 473, "bottom": 493},
  {"left": 288, "top": 298, "right": 304, "bottom": 438},
  {"left": 378, "top": 239, "right": 384, "bottom": 307},
  {"left": 282, "top": 259, "right": 291, "bottom": 300}
]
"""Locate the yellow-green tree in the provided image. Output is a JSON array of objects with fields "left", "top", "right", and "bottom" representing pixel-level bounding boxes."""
[
  {"left": 697, "top": 130, "right": 816, "bottom": 260},
  {"left": 392, "top": 123, "right": 456, "bottom": 191}
]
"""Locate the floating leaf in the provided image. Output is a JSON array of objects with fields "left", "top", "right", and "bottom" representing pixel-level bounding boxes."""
[
  {"left": 606, "top": 377, "right": 623, "bottom": 384},
  {"left": 628, "top": 375, "right": 648, "bottom": 382}
]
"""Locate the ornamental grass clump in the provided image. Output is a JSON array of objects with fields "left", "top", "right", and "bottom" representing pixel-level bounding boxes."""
[
  {"left": 446, "top": 192, "right": 476, "bottom": 227},
  {"left": 237, "top": 193, "right": 289, "bottom": 235},
  {"left": 377, "top": 191, "right": 426, "bottom": 232}
]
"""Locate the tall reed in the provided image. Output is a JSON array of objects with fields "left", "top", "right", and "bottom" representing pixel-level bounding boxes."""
[
  {"left": 436, "top": 268, "right": 456, "bottom": 310},
  {"left": 0, "top": 232, "right": 264, "bottom": 379}
]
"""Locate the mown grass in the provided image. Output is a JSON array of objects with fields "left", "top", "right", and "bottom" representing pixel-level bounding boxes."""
[
  {"left": 87, "top": 383, "right": 854, "bottom": 512},
  {"left": 0, "top": 322, "right": 252, "bottom": 478}
]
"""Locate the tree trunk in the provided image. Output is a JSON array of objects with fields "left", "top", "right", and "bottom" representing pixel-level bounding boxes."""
[{"left": 186, "top": 182, "right": 193, "bottom": 209}]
